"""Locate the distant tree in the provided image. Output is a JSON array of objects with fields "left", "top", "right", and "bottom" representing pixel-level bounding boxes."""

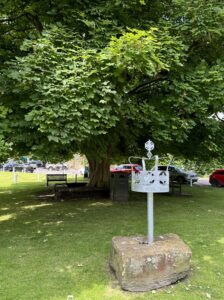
[{"left": 1, "top": 0, "right": 224, "bottom": 186}]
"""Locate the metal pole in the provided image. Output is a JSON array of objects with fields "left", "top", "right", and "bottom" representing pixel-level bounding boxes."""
[
  {"left": 147, "top": 192, "right": 154, "bottom": 244},
  {"left": 190, "top": 178, "right": 192, "bottom": 187}
]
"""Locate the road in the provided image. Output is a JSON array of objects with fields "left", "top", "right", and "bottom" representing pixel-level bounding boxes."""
[{"left": 194, "top": 178, "right": 210, "bottom": 186}]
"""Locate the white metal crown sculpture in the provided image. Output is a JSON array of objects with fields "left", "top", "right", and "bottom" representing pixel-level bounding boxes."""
[
  {"left": 131, "top": 140, "right": 169, "bottom": 193},
  {"left": 129, "top": 139, "right": 170, "bottom": 244}
]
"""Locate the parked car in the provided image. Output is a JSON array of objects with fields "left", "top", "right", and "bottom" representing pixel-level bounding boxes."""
[
  {"left": 111, "top": 164, "right": 142, "bottom": 174},
  {"left": 209, "top": 169, "right": 224, "bottom": 187},
  {"left": 46, "top": 163, "right": 68, "bottom": 171},
  {"left": 3, "top": 161, "right": 34, "bottom": 172},
  {"left": 158, "top": 165, "right": 198, "bottom": 184},
  {"left": 28, "top": 160, "right": 43, "bottom": 169},
  {"left": 23, "top": 163, "right": 34, "bottom": 173},
  {"left": 3, "top": 161, "right": 19, "bottom": 171}
]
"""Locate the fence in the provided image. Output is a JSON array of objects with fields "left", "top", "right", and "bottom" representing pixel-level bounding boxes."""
[{"left": 0, "top": 170, "right": 86, "bottom": 188}]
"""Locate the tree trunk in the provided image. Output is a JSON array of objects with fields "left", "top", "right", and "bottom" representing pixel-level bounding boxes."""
[{"left": 87, "top": 158, "right": 111, "bottom": 189}]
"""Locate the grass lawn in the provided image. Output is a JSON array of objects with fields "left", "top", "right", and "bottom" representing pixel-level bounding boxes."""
[{"left": 0, "top": 172, "right": 224, "bottom": 300}]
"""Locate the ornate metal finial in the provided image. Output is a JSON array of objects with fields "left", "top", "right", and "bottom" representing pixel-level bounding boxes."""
[{"left": 145, "top": 140, "right": 154, "bottom": 159}]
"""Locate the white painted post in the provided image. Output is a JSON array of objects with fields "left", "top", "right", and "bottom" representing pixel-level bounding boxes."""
[
  {"left": 142, "top": 159, "right": 146, "bottom": 171},
  {"left": 13, "top": 167, "right": 17, "bottom": 183},
  {"left": 147, "top": 193, "right": 154, "bottom": 244},
  {"left": 142, "top": 154, "right": 155, "bottom": 244},
  {"left": 37, "top": 172, "right": 41, "bottom": 182},
  {"left": 190, "top": 178, "right": 193, "bottom": 187}
]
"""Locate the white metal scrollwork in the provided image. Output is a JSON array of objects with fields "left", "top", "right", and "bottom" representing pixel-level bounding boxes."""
[
  {"left": 129, "top": 139, "right": 169, "bottom": 193},
  {"left": 132, "top": 170, "right": 169, "bottom": 193}
]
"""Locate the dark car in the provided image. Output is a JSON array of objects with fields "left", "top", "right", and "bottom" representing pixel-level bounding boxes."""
[
  {"left": 23, "top": 163, "right": 34, "bottom": 173},
  {"left": 28, "top": 160, "right": 43, "bottom": 169},
  {"left": 111, "top": 164, "right": 142, "bottom": 174},
  {"left": 3, "top": 161, "right": 18, "bottom": 171},
  {"left": 158, "top": 165, "right": 198, "bottom": 184},
  {"left": 209, "top": 169, "right": 224, "bottom": 187},
  {"left": 3, "top": 161, "right": 34, "bottom": 172}
]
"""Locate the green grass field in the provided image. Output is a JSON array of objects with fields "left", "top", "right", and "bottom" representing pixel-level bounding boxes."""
[{"left": 0, "top": 172, "right": 224, "bottom": 300}]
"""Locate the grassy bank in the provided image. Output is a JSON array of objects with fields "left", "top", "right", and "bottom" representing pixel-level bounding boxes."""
[{"left": 0, "top": 173, "right": 223, "bottom": 300}]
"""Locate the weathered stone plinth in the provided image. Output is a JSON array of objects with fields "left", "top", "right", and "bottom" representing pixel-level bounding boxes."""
[{"left": 110, "top": 234, "right": 192, "bottom": 292}]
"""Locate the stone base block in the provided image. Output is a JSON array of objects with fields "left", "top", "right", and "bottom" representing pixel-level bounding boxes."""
[{"left": 110, "top": 234, "right": 192, "bottom": 292}]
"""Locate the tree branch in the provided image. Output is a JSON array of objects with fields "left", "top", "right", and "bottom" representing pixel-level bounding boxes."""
[
  {"left": 0, "top": 12, "right": 43, "bottom": 33},
  {"left": 215, "top": 113, "right": 224, "bottom": 122},
  {"left": 0, "top": 14, "right": 26, "bottom": 23},
  {"left": 125, "top": 76, "right": 169, "bottom": 97},
  {"left": 2, "top": 27, "right": 34, "bottom": 34}
]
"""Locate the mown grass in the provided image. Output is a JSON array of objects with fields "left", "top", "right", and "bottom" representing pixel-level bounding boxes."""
[{"left": 0, "top": 171, "right": 224, "bottom": 300}]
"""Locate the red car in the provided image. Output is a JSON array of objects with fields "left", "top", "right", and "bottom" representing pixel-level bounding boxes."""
[
  {"left": 209, "top": 169, "right": 224, "bottom": 187},
  {"left": 111, "top": 164, "right": 142, "bottom": 174}
]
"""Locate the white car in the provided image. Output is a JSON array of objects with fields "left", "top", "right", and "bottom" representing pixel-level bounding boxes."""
[
  {"left": 46, "top": 163, "right": 68, "bottom": 171},
  {"left": 158, "top": 165, "right": 198, "bottom": 184}
]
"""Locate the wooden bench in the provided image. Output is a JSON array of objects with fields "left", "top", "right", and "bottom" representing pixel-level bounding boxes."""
[
  {"left": 169, "top": 180, "right": 182, "bottom": 195},
  {"left": 46, "top": 174, "right": 67, "bottom": 187}
]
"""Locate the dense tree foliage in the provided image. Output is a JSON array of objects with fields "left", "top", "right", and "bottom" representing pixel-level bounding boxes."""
[{"left": 0, "top": 0, "right": 224, "bottom": 186}]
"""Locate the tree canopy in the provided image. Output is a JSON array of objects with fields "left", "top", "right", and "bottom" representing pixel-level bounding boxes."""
[{"left": 1, "top": 0, "right": 224, "bottom": 186}]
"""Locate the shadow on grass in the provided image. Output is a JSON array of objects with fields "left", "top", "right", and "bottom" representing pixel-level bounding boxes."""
[{"left": 1, "top": 182, "right": 224, "bottom": 300}]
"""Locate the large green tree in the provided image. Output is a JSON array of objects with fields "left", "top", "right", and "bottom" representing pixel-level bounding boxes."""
[{"left": 1, "top": 0, "right": 224, "bottom": 187}]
